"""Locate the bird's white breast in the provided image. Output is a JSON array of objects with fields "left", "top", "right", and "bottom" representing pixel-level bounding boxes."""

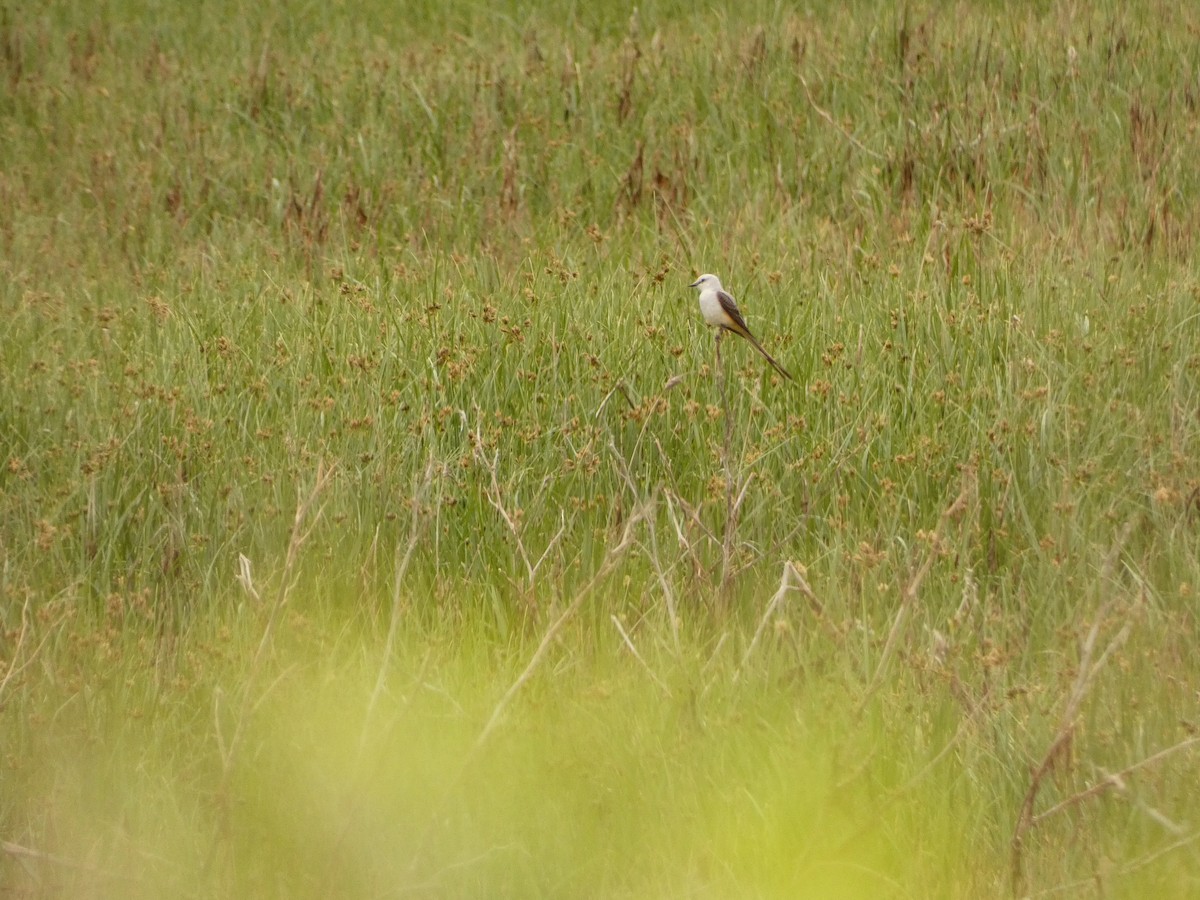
[{"left": 698, "top": 289, "right": 730, "bottom": 327}]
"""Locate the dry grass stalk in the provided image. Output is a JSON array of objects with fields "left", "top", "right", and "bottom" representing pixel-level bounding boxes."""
[
  {"left": 608, "top": 436, "right": 681, "bottom": 655},
  {"left": 0, "top": 594, "right": 58, "bottom": 707},
  {"left": 404, "top": 503, "right": 650, "bottom": 878},
  {"left": 1028, "top": 829, "right": 1200, "bottom": 898},
  {"left": 859, "top": 472, "right": 975, "bottom": 712},
  {"left": 1031, "top": 734, "right": 1200, "bottom": 828},
  {"left": 714, "top": 330, "right": 754, "bottom": 609},
  {"left": 208, "top": 460, "right": 335, "bottom": 873},
  {"left": 475, "top": 410, "right": 567, "bottom": 602},
  {"left": 1, "top": 838, "right": 140, "bottom": 884},
  {"left": 475, "top": 500, "right": 648, "bottom": 749},
  {"left": 611, "top": 615, "right": 672, "bottom": 697},
  {"left": 362, "top": 458, "right": 438, "bottom": 744},
  {"left": 1009, "top": 527, "right": 1142, "bottom": 897},
  {"left": 735, "top": 560, "right": 819, "bottom": 681}
]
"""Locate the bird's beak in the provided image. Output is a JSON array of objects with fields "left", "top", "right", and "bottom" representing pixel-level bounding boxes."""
[{"left": 688, "top": 279, "right": 700, "bottom": 288}]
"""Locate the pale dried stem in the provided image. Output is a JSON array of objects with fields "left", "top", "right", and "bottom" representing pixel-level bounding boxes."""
[
  {"left": 698, "top": 631, "right": 731, "bottom": 700},
  {"left": 1, "top": 838, "right": 142, "bottom": 884},
  {"left": 735, "top": 560, "right": 817, "bottom": 681},
  {"left": 0, "top": 594, "right": 61, "bottom": 705},
  {"left": 221, "top": 461, "right": 334, "bottom": 769},
  {"left": 661, "top": 488, "right": 702, "bottom": 584},
  {"left": 643, "top": 508, "right": 682, "bottom": 657},
  {"left": 208, "top": 461, "right": 335, "bottom": 872},
  {"left": 363, "top": 459, "right": 437, "bottom": 744},
  {"left": 405, "top": 508, "right": 647, "bottom": 880},
  {"left": 717, "top": 331, "right": 737, "bottom": 606},
  {"left": 664, "top": 486, "right": 719, "bottom": 550},
  {"left": 475, "top": 415, "right": 566, "bottom": 595},
  {"left": 611, "top": 615, "right": 672, "bottom": 697},
  {"left": 1010, "top": 521, "right": 1141, "bottom": 897},
  {"left": 1031, "top": 735, "right": 1200, "bottom": 827},
  {"left": 1028, "top": 829, "right": 1200, "bottom": 898},
  {"left": 712, "top": 331, "right": 756, "bottom": 606},
  {"left": 859, "top": 475, "right": 974, "bottom": 711},
  {"left": 474, "top": 503, "right": 647, "bottom": 750},
  {"left": 480, "top": 448, "right": 535, "bottom": 585},
  {"left": 608, "top": 438, "right": 681, "bottom": 655},
  {"left": 797, "top": 73, "right": 885, "bottom": 161}
]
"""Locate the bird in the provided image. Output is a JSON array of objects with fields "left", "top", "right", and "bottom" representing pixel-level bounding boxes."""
[{"left": 689, "top": 274, "right": 793, "bottom": 381}]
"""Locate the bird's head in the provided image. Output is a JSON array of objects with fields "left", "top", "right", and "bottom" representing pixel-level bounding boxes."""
[{"left": 689, "top": 273, "right": 721, "bottom": 292}]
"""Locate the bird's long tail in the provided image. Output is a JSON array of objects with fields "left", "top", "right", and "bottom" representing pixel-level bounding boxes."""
[{"left": 743, "top": 332, "right": 794, "bottom": 381}]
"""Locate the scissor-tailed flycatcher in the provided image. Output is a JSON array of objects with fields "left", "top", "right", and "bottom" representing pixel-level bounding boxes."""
[{"left": 689, "top": 274, "right": 793, "bottom": 381}]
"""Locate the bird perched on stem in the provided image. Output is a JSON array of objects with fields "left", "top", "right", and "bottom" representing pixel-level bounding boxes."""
[{"left": 689, "top": 274, "right": 793, "bottom": 381}]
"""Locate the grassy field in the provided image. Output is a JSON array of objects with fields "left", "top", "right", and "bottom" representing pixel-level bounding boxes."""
[{"left": 3, "top": 0, "right": 1200, "bottom": 896}]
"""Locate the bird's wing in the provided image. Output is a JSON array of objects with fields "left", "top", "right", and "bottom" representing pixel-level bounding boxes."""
[{"left": 716, "top": 289, "right": 753, "bottom": 334}]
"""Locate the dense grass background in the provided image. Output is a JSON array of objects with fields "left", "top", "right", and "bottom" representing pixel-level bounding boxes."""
[{"left": 3, "top": 0, "right": 1200, "bottom": 896}]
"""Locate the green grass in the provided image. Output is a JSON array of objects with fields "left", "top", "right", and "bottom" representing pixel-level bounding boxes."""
[{"left": 3, "top": 0, "right": 1200, "bottom": 896}]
